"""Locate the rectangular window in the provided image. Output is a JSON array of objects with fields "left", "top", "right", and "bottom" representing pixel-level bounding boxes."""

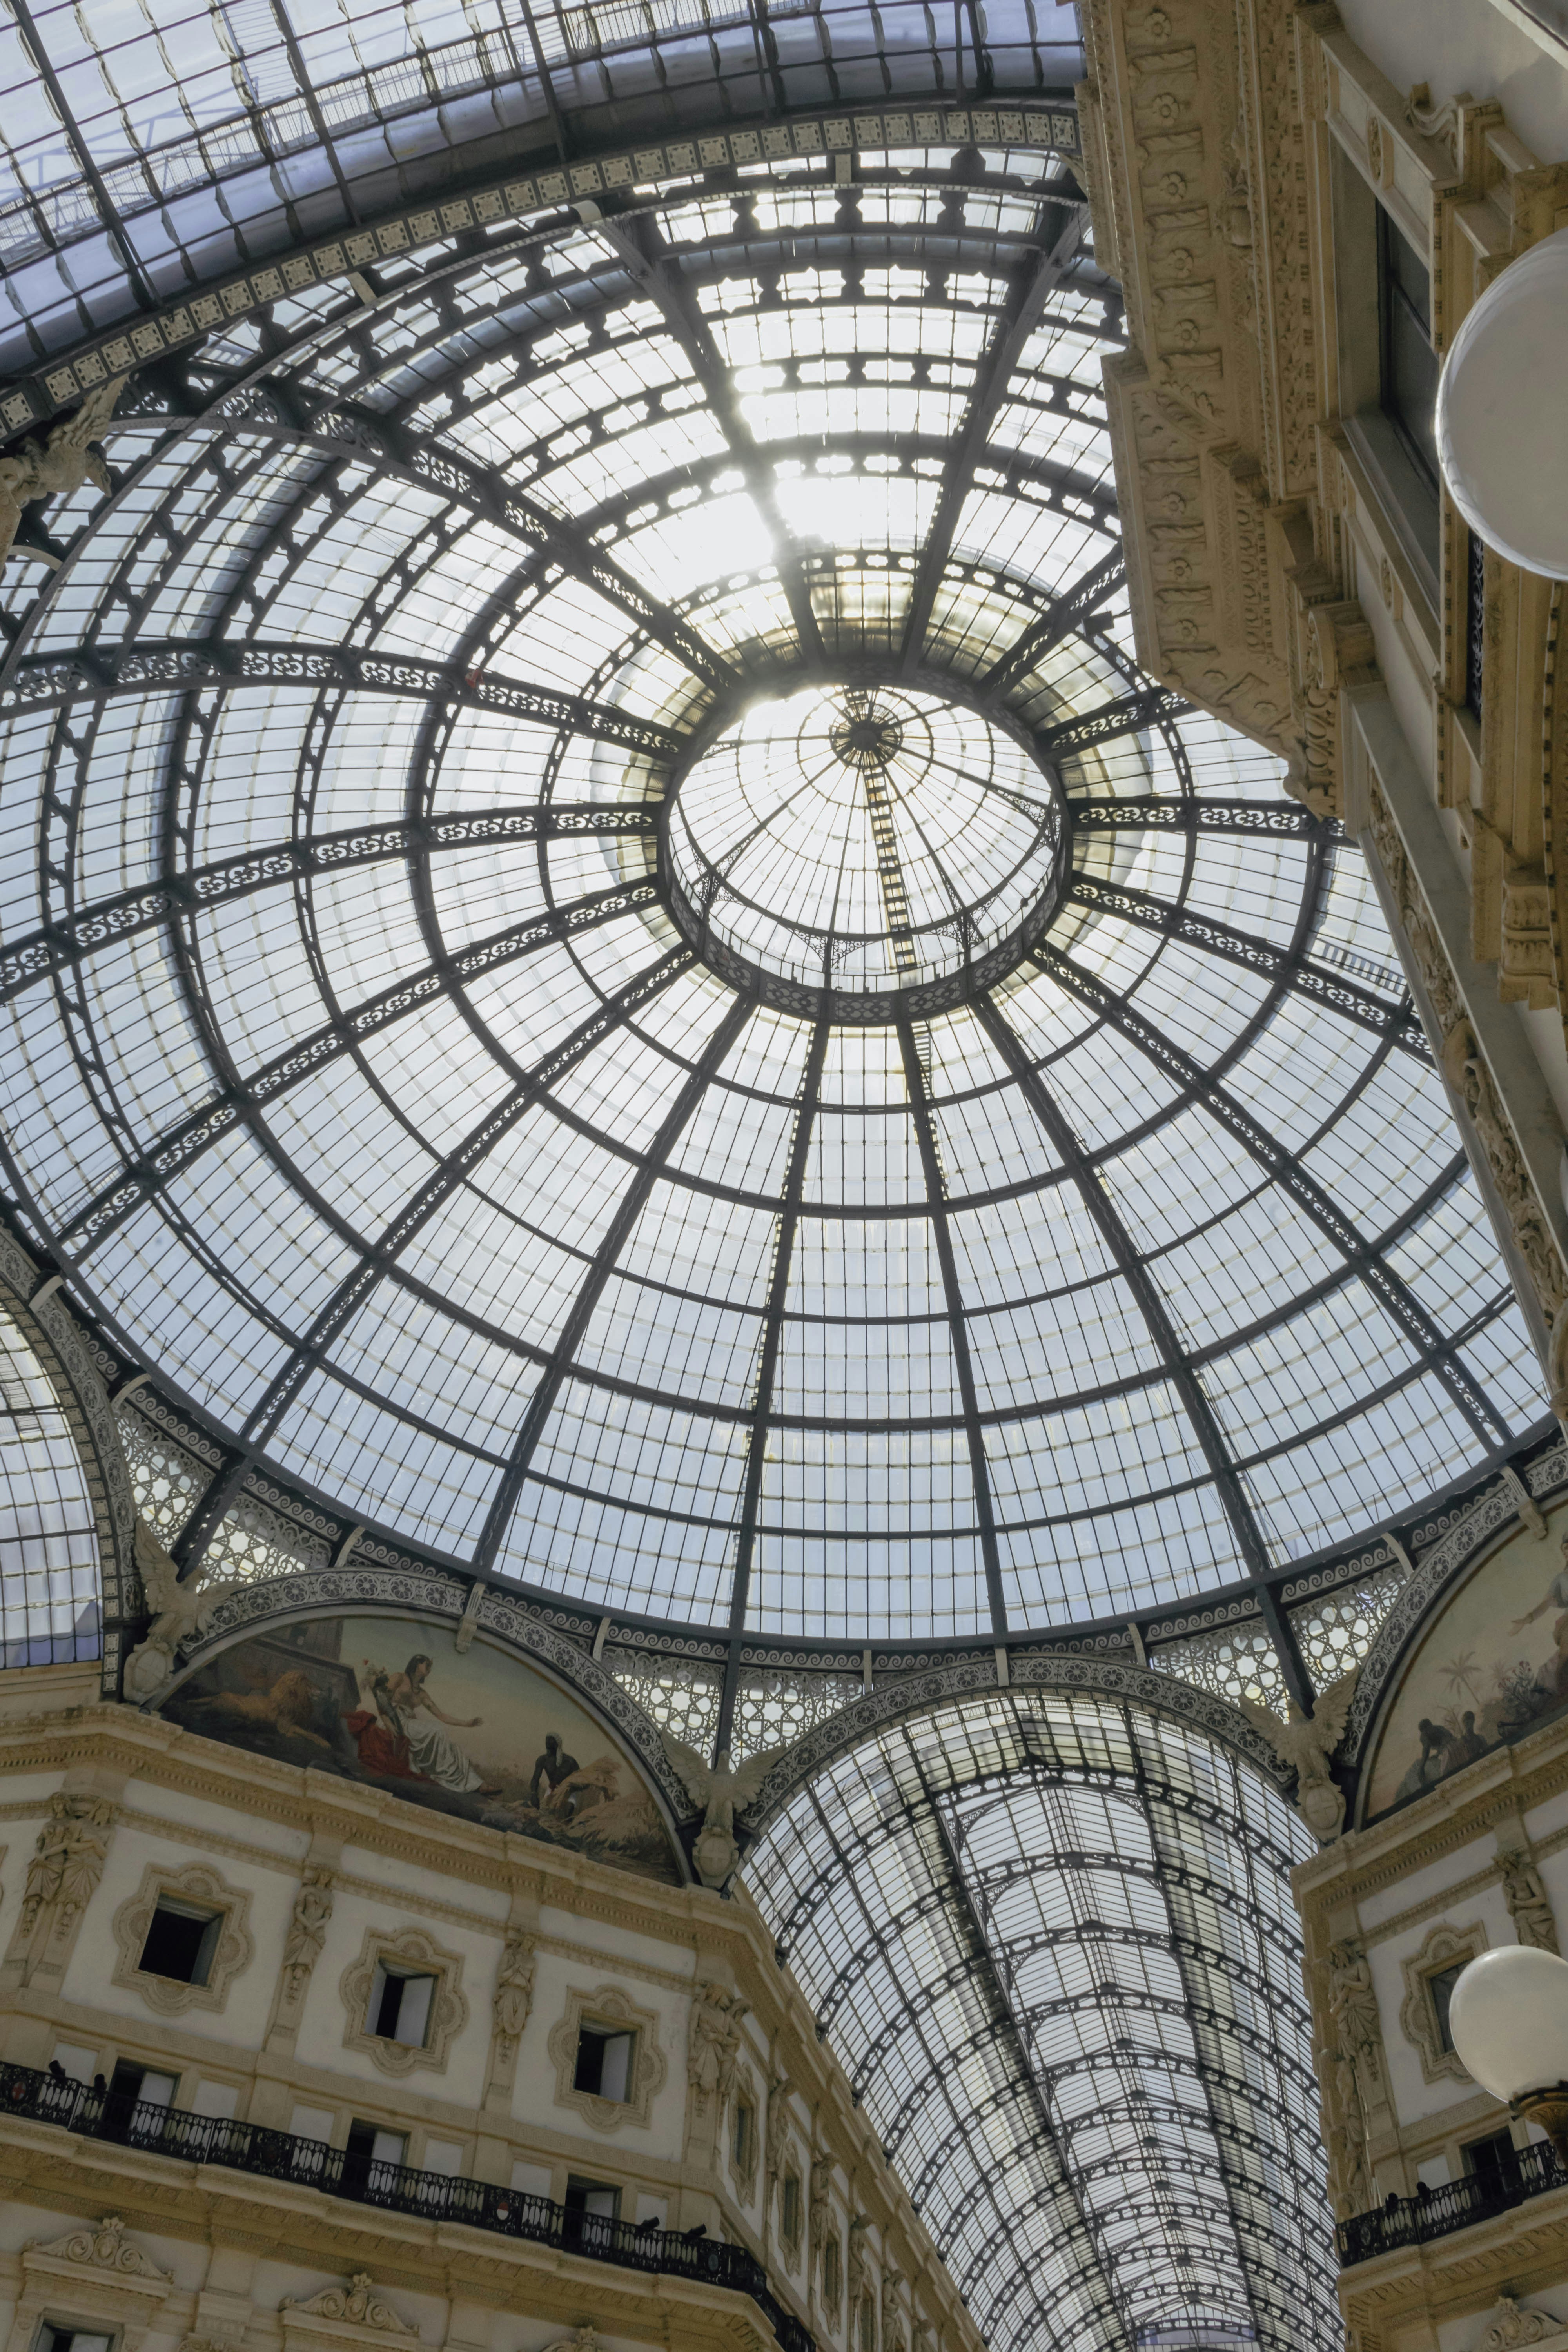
[
  {"left": 564, "top": 2176, "right": 622, "bottom": 2221},
  {"left": 370, "top": 1963, "right": 436, "bottom": 2047},
  {"left": 341, "top": 2117, "right": 407, "bottom": 2202},
  {"left": 1464, "top": 2127, "right": 1522, "bottom": 2200},
  {"left": 1465, "top": 528, "right": 1485, "bottom": 722},
  {"left": 138, "top": 1899, "right": 222, "bottom": 1987},
  {"left": 733, "top": 2102, "right": 754, "bottom": 2171},
  {"left": 41, "top": 2330, "right": 114, "bottom": 2352},
  {"left": 782, "top": 2172, "right": 802, "bottom": 2243},
  {"left": 1426, "top": 1961, "right": 1468, "bottom": 2053},
  {"left": 574, "top": 2025, "right": 635, "bottom": 2101},
  {"left": 345, "top": 2119, "right": 408, "bottom": 2167},
  {"left": 1377, "top": 207, "right": 1441, "bottom": 491},
  {"left": 108, "top": 2062, "right": 178, "bottom": 2109}
]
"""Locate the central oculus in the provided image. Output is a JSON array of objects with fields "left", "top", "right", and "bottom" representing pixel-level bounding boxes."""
[{"left": 664, "top": 684, "right": 1066, "bottom": 1020}]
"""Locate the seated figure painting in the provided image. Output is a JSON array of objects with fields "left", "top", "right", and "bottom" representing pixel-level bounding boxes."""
[{"left": 159, "top": 1609, "right": 682, "bottom": 1884}]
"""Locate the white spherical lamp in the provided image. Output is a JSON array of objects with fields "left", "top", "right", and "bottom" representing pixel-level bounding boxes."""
[
  {"left": 1436, "top": 225, "right": 1568, "bottom": 581},
  {"left": 1449, "top": 1945, "right": 1568, "bottom": 2161}
]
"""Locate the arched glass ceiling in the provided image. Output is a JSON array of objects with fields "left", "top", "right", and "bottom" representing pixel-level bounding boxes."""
[
  {"left": 0, "top": 124, "right": 1544, "bottom": 1655},
  {"left": 0, "top": 0, "right": 1083, "bottom": 372},
  {"left": 747, "top": 1690, "right": 1335, "bottom": 2352},
  {"left": 0, "top": 1296, "right": 100, "bottom": 1665}
]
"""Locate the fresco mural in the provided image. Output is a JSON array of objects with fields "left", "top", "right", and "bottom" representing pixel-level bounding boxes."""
[
  {"left": 1367, "top": 1504, "right": 1568, "bottom": 1819},
  {"left": 160, "top": 1611, "right": 683, "bottom": 1884}
]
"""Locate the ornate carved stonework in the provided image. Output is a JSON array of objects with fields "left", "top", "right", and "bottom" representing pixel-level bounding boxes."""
[
  {"left": 111, "top": 1857, "right": 254, "bottom": 2016},
  {"left": 546, "top": 1980, "right": 666, "bottom": 2134},
  {"left": 492, "top": 1926, "right": 537, "bottom": 2058},
  {"left": 10, "top": 1790, "right": 116, "bottom": 1982},
  {"left": 280, "top": 2276, "right": 419, "bottom": 2351},
  {"left": 339, "top": 1923, "right": 468, "bottom": 2078},
  {"left": 1397, "top": 1920, "right": 1486, "bottom": 2086},
  {"left": 27, "top": 2216, "right": 172, "bottom": 2284},
  {"left": 687, "top": 1976, "right": 749, "bottom": 2115},
  {"left": 1499, "top": 1846, "right": 1560, "bottom": 1952},
  {"left": 16, "top": 2213, "right": 175, "bottom": 2352},
  {"left": 1481, "top": 2299, "right": 1568, "bottom": 2348},
  {"left": 280, "top": 1865, "right": 334, "bottom": 2008}
]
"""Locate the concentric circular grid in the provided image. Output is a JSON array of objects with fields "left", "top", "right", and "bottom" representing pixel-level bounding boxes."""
[
  {"left": 663, "top": 682, "right": 1067, "bottom": 1007},
  {"left": 0, "top": 145, "right": 1543, "bottom": 1662}
]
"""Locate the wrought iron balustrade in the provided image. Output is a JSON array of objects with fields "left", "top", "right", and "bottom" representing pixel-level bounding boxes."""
[
  {"left": 0, "top": 2061, "right": 814, "bottom": 2352},
  {"left": 1337, "top": 2138, "right": 1566, "bottom": 2264}
]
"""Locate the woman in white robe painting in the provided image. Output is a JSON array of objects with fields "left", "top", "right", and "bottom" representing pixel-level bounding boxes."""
[{"left": 355, "top": 1654, "right": 497, "bottom": 1795}]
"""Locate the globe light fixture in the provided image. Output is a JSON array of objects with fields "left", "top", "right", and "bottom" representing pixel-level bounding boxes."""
[
  {"left": 1448, "top": 1944, "right": 1568, "bottom": 2162},
  {"left": 1436, "top": 225, "right": 1568, "bottom": 580}
]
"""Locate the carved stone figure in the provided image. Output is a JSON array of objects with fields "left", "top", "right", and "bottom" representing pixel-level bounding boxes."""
[
  {"left": 688, "top": 1977, "right": 749, "bottom": 2111},
  {"left": 123, "top": 1519, "right": 246, "bottom": 1704},
  {"left": 541, "top": 2333, "right": 603, "bottom": 2352},
  {"left": 281, "top": 1866, "right": 334, "bottom": 2000},
  {"left": 281, "top": 2276, "right": 416, "bottom": 2334},
  {"left": 492, "top": 1927, "right": 537, "bottom": 2054},
  {"left": 882, "top": 2263, "right": 908, "bottom": 2352},
  {"left": 764, "top": 2068, "right": 793, "bottom": 2207},
  {"left": 1322, "top": 2044, "right": 1370, "bottom": 2214},
  {"left": 1441, "top": 1020, "right": 1568, "bottom": 1337},
  {"left": 1327, "top": 1939, "right": 1382, "bottom": 2084},
  {"left": 809, "top": 2151, "right": 835, "bottom": 2265},
  {"left": 1239, "top": 1667, "right": 1358, "bottom": 1842},
  {"left": 1499, "top": 1847, "right": 1561, "bottom": 1954},
  {"left": 659, "top": 1732, "right": 795, "bottom": 1888},
  {"left": 848, "top": 2212, "right": 872, "bottom": 2309},
  {"left": 0, "top": 377, "right": 125, "bottom": 565},
  {"left": 20, "top": 1791, "right": 115, "bottom": 1942}
]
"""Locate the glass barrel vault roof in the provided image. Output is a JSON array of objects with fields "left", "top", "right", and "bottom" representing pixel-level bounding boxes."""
[
  {"left": 0, "top": 115, "right": 1543, "bottom": 1648},
  {"left": 747, "top": 1691, "right": 1338, "bottom": 2352}
]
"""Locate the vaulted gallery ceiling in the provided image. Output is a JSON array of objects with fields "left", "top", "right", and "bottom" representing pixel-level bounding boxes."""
[{"left": 0, "top": 6, "right": 1548, "bottom": 2347}]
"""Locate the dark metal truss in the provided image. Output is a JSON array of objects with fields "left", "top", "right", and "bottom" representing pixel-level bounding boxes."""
[
  {"left": 1062, "top": 872, "right": 1429, "bottom": 1062},
  {"left": 0, "top": 798, "right": 660, "bottom": 1008},
  {"left": 1037, "top": 679, "right": 1189, "bottom": 759},
  {"left": 0, "top": 635, "right": 685, "bottom": 755},
  {"left": 1069, "top": 794, "right": 1334, "bottom": 841},
  {"left": 899, "top": 190, "right": 1091, "bottom": 670},
  {"left": 216, "top": 389, "right": 736, "bottom": 692},
  {"left": 595, "top": 209, "right": 828, "bottom": 669},
  {"left": 167, "top": 946, "right": 695, "bottom": 1567},
  {"left": 745, "top": 1698, "right": 1338, "bottom": 2352},
  {"left": 981, "top": 540, "right": 1127, "bottom": 696},
  {"left": 60, "top": 881, "right": 666, "bottom": 1254},
  {"left": 1034, "top": 943, "right": 1509, "bottom": 1444}
]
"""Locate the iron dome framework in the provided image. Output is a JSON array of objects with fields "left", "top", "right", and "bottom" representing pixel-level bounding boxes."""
[
  {"left": 746, "top": 1687, "right": 1337, "bottom": 2352},
  {"left": 0, "top": 29, "right": 1550, "bottom": 2351},
  {"left": 0, "top": 111, "right": 1541, "bottom": 1694}
]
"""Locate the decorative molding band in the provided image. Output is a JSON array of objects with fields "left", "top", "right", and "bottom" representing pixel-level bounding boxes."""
[{"left": 3, "top": 100, "right": 1082, "bottom": 435}]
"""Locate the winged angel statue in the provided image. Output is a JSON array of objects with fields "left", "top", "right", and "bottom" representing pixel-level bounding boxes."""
[
  {"left": 122, "top": 1518, "right": 247, "bottom": 1704},
  {"left": 1239, "top": 1665, "right": 1359, "bottom": 1843},
  {"left": 0, "top": 376, "right": 125, "bottom": 566},
  {"left": 660, "top": 1732, "right": 795, "bottom": 1889}
]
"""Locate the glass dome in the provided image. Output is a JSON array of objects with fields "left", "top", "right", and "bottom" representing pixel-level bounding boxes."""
[{"left": 0, "top": 103, "right": 1543, "bottom": 1655}]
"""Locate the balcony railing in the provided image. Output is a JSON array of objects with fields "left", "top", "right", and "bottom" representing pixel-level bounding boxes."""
[
  {"left": 0, "top": 2062, "right": 814, "bottom": 2352},
  {"left": 1337, "top": 2139, "right": 1566, "bottom": 2265}
]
